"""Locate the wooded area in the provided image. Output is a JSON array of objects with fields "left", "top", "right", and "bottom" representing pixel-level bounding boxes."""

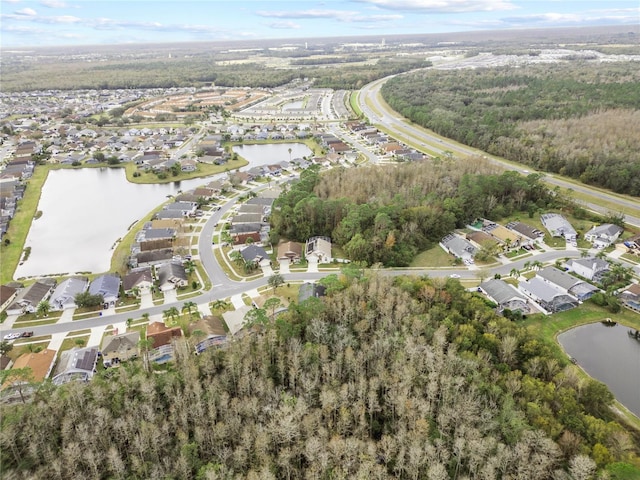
[
  {"left": 270, "top": 160, "right": 562, "bottom": 266},
  {"left": 2, "top": 274, "right": 638, "bottom": 479},
  {"left": 380, "top": 62, "right": 640, "bottom": 196}
]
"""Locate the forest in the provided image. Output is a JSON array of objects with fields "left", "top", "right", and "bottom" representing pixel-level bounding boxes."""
[
  {"left": 2, "top": 274, "right": 639, "bottom": 479},
  {"left": 0, "top": 54, "right": 429, "bottom": 92},
  {"left": 270, "top": 159, "right": 561, "bottom": 266},
  {"left": 380, "top": 62, "right": 640, "bottom": 196}
]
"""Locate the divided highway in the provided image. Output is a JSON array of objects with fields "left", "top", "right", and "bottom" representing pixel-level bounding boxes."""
[{"left": 357, "top": 76, "right": 640, "bottom": 228}]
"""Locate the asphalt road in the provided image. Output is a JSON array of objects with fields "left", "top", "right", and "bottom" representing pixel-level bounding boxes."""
[{"left": 357, "top": 75, "right": 640, "bottom": 228}]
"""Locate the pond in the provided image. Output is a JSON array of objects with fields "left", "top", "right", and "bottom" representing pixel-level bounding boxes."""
[
  {"left": 14, "top": 167, "right": 216, "bottom": 279},
  {"left": 558, "top": 322, "right": 640, "bottom": 417},
  {"left": 233, "top": 142, "right": 312, "bottom": 169}
]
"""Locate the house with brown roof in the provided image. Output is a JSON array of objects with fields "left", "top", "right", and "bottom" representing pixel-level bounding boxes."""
[
  {"left": 189, "top": 315, "right": 227, "bottom": 354},
  {"left": 146, "top": 322, "right": 183, "bottom": 349},
  {"left": 3, "top": 349, "right": 56, "bottom": 387},
  {"left": 0, "top": 285, "right": 18, "bottom": 313},
  {"left": 277, "top": 241, "right": 303, "bottom": 263}
]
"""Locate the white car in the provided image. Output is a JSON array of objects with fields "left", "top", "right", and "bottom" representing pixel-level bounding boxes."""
[
  {"left": 3, "top": 332, "right": 21, "bottom": 340},
  {"left": 449, "top": 274, "right": 461, "bottom": 279}
]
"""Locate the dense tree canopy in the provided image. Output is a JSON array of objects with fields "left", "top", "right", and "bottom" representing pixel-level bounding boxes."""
[
  {"left": 270, "top": 159, "right": 555, "bottom": 266},
  {"left": 2, "top": 274, "right": 638, "bottom": 479},
  {"left": 381, "top": 62, "right": 640, "bottom": 196}
]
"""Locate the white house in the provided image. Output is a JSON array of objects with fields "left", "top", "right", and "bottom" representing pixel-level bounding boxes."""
[{"left": 584, "top": 224, "right": 623, "bottom": 248}]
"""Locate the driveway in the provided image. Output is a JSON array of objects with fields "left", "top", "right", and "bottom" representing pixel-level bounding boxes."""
[
  {"left": 163, "top": 289, "right": 178, "bottom": 304},
  {"left": 279, "top": 259, "right": 291, "bottom": 274},
  {"left": 140, "top": 291, "right": 154, "bottom": 309},
  {"left": 86, "top": 325, "right": 107, "bottom": 348}
]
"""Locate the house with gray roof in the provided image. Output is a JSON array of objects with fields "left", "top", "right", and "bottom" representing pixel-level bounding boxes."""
[
  {"left": 163, "top": 201, "right": 197, "bottom": 217},
  {"left": 537, "top": 266, "right": 599, "bottom": 301},
  {"left": 131, "top": 249, "right": 174, "bottom": 268},
  {"left": 89, "top": 274, "right": 120, "bottom": 308},
  {"left": 49, "top": 277, "right": 88, "bottom": 311},
  {"left": 519, "top": 277, "right": 578, "bottom": 313},
  {"left": 155, "top": 209, "right": 185, "bottom": 220},
  {"left": 6, "top": 278, "right": 56, "bottom": 315},
  {"left": 479, "top": 279, "right": 530, "bottom": 313},
  {"left": 156, "top": 262, "right": 188, "bottom": 291},
  {"left": 584, "top": 224, "right": 623, "bottom": 248},
  {"left": 565, "top": 257, "right": 610, "bottom": 282},
  {"left": 440, "top": 234, "right": 476, "bottom": 264},
  {"left": 136, "top": 227, "right": 175, "bottom": 242},
  {"left": 101, "top": 331, "right": 139, "bottom": 367},
  {"left": 232, "top": 213, "right": 264, "bottom": 225},
  {"left": 122, "top": 267, "right": 154, "bottom": 295},
  {"left": 52, "top": 347, "right": 99, "bottom": 385},
  {"left": 540, "top": 213, "right": 577, "bottom": 243},
  {"left": 306, "top": 236, "right": 332, "bottom": 263},
  {"left": 298, "top": 282, "right": 327, "bottom": 303},
  {"left": 506, "top": 221, "right": 545, "bottom": 243},
  {"left": 240, "top": 245, "right": 270, "bottom": 267}
]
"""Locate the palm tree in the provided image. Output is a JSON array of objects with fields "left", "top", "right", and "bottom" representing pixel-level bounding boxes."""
[
  {"left": 164, "top": 306, "right": 180, "bottom": 325},
  {"left": 126, "top": 318, "right": 133, "bottom": 329},
  {"left": 182, "top": 301, "right": 198, "bottom": 320},
  {"left": 510, "top": 268, "right": 520, "bottom": 278},
  {"left": 532, "top": 260, "right": 543, "bottom": 271},
  {"left": 523, "top": 261, "right": 531, "bottom": 271},
  {"left": 36, "top": 300, "right": 51, "bottom": 318},
  {"left": 142, "top": 312, "right": 150, "bottom": 323},
  {"left": 211, "top": 299, "right": 231, "bottom": 312}
]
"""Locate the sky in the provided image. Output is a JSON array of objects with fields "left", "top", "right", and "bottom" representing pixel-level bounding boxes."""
[{"left": 1, "top": 0, "right": 639, "bottom": 48}]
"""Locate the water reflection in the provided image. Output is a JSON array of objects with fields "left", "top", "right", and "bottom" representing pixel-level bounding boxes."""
[
  {"left": 558, "top": 322, "right": 640, "bottom": 417},
  {"left": 15, "top": 168, "right": 216, "bottom": 278}
]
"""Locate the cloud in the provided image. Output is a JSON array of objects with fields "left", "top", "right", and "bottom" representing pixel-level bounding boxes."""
[
  {"left": 257, "top": 8, "right": 402, "bottom": 23},
  {"left": 2, "top": 0, "right": 22, "bottom": 4},
  {"left": 353, "top": 0, "right": 516, "bottom": 13},
  {"left": 40, "top": 0, "right": 68, "bottom": 7},
  {"left": 266, "top": 21, "right": 301, "bottom": 30},
  {"left": 15, "top": 7, "right": 37, "bottom": 15}
]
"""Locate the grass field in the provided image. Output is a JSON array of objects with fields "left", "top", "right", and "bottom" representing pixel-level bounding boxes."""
[{"left": 410, "top": 245, "right": 456, "bottom": 268}]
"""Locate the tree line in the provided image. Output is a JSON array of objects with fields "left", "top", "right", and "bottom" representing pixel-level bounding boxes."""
[
  {"left": 380, "top": 62, "right": 640, "bottom": 196},
  {"left": 270, "top": 160, "right": 557, "bottom": 267},
  {"left": 2, "top": 274, "right": 638, "bottom": 478}
]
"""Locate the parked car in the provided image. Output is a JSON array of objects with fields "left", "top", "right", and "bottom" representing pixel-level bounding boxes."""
[
  {"left": 3, "top": 332, "right": 21, "bottom": 340},
  {"left": 449, "top": 274, "right": 461, "bottom": 279},
  {"left": 21, "top": 331, "right": 34, "bottom": 338}
]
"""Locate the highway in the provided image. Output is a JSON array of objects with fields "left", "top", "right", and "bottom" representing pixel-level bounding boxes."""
[{"left": 356, "top": 76, "right": 640, "bottom": 228}]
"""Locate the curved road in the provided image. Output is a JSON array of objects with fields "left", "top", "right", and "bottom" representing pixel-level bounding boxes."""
[{"left": 357, "top": 75, "right": 640, "bottom": 227}]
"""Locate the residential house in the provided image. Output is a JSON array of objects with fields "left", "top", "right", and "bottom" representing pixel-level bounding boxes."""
[
  {"left": 584, "top": 224, "right": 623, "bottom": 248},
  {"left": 537, "top": 266, "right": 599, "bottom": 301},
  {"left": 155, "top": 209, "right": 185, "bottom": 220},
  {"left": 506, "top": 221, "right": 545, "bottom": 244},
  {"left": 240, "top": 244, "right": 270, "bottom": 268},
  {"left": 440, "top": 234, "right": 476, "bottom": 264},
  {"left": 306, "top": 236, "right": 332, "bottom": 263},
  {"left": 540, "top": 213, "right": 577, "bottom": 243},
  {"left": 277, "top": 241, "right": 303, "bottom": 263},
  {"left": 0, "top": 285, "right": 18, "bottom": 313},
  {"left": 298, "top": 282, "right": 327, "bottom": 303},
  {"left": 180, "top": 159, "right": 197, "bottom": 172},
  {"left": 2, "top": 349, "right": 56, "bottom": 399},
  {"left": 89, "top": 274, "right": 121, "bottom": 308},
  {"left": 49, "top": 276, "right": 88, "bottom": 311},
  {"left": 238, "top": 203, "right": 265, "bottom": 215},
  {"left": 146, "top": 322, "right": 183, "bottom": 364},
  {"left": 479, "top": 279, "right": 530, "bottom": 314},
  {"left": 122, "top": 267, "right": 154, "bottom": 296},
  {"left": 222, "top": 305, "right": 252, "bottom": 336},
  {"left": 131, "top": 249, "right": 174, "bottom": 268},
  {"left": 156, "top": 262, "right": 188, "bottom": 291},
  {"left": 101, "top": 331, "right": 140, "bottom": 367},
  {"left": 565, "top": 257, "right": 610, "bottom": 282},
  {"left": 519, "top": 277, "right": 579, "bottom": 313},
  {"left": 137, "top": 227, "right": 175, "bottom": 242},
  {"left": 620, "top": 283, "right": 640, "bottom": 312},
  {"left": 232, "top": 213, "right": 264, "bottom": 225},
  {"left": 482, "top": 220, "right": 521, "bottom": 249},
  {"left": 189, "top": 315, "right": 227, "bottom": 354},
  {"left": 466, "top": 231, "right": 498, "bottom": 249},
  {"left": 6, "top": 279, "right": 56, "bottom": 315},
  {"left": 163, "top": 201, "right": 197, "bottom": 217},
  {"left": 230, "top": 223, "right": 263, "bottom": 245},
  {"left": 52, "top": 347, "right": 99, "bottom": 385}
]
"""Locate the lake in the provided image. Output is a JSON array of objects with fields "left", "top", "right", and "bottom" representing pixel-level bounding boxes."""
[
  {"left": 15, "top": 143, "right": 311, "bottom": 279},
  {"left": 558, "top": 322, "right": 640, "bottom": 417},
  {"left": 233, "top": 142, "right": 312, "bottom": 169}
]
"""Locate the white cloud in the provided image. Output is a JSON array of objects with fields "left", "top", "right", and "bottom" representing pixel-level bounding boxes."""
[
  {"left": 257, "top": 8, "right": 402, "bottom": 23},
  {"left": 15, "top": 7, "right": 37, "bottom": 15},
  {"left": 353, "top": 0, "right": 516, "bottom": 13},
  {"left": 267, "top": 21, "right": 301, "bottom": 30},
  {"left": 2, "top": 0, "right": 22, "bottom": 4},
  {"left": 40, "top": 0, "right": 68, "bottom": 7}
]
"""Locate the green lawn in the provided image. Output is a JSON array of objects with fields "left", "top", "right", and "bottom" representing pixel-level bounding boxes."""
[{"left": 410, "top": 245, "right": 456, "bottom": 268}]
